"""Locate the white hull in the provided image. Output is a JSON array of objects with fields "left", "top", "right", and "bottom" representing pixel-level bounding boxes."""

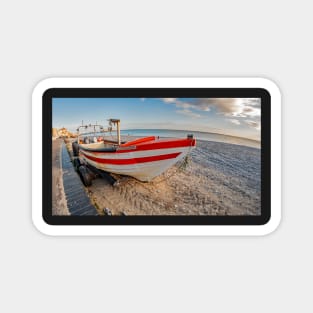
[{"left": 80, "top": 146, "right": 192, "bottom": 181}]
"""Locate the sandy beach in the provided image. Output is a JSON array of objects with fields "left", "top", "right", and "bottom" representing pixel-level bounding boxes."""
[
  {"left": 52, "top": 136, "right": 261, "bottom": 216},
  {"left": 82, "top": 138, "right": 261, "bottom": 216}
]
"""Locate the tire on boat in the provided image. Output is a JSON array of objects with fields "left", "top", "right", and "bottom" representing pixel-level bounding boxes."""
[
  {"left": 73, "top": 157, "right": 82, "bottom": 171},
  {"left": 72, "top": 142, "right": 79, "bottom": 156},
  {"left": 78, "top": 165, "right": 93, "bottom": 187}
]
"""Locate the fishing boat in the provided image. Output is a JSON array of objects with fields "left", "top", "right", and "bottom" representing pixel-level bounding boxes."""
[{"left": 75, "top": 119, "right": 196, "bottom": 182}]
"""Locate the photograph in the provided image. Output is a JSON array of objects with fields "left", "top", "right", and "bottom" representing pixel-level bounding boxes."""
[{"left": 51, "top": 97, "right": 261, "bottom": 217}]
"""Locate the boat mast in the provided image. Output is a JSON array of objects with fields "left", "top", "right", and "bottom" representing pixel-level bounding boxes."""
[{"left": 108, "top": 119, "right": 121, "bottom": 145}]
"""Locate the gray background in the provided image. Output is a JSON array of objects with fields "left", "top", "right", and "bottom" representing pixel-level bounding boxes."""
[{"left": 0, "top": 1, "right": 311, "bottom": 312}]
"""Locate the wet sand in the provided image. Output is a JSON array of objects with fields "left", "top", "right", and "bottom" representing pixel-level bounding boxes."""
[{"left": 86, "top": 139, "right": 261, "bottom": 216}]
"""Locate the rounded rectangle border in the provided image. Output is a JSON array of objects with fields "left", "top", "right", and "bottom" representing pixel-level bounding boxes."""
[{"left": 32, "top": 77, "right": 281, "bottom": 236}]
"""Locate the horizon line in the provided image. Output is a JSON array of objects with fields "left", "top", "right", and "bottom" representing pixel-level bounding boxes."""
[
  {"left": 52, "top": 126, "right": 260, "bottom": 142},
  {"left": 122, "top": 127, "right": 260, "bottom": 142}
]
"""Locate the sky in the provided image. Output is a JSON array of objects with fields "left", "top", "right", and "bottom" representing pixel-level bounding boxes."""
[{"left": 52, "top": 98, "right": 261, "bottom": 140}]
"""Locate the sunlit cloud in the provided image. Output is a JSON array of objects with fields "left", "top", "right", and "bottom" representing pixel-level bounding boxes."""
[
  {"left": 192, "top": 98, "right": 260, "bottom": 117},
  {"left": 161, "top": 98, "right": 177, "bottom": 103},
  {"left": 228, "top": 119, "right": 241, "bottom": 125},
  {"left": 176, "top": 109, "right": 201, "bottom": 118},
  {"left": 161, "top": 98, "right": 260, "bottom": 118},
  {"left": 245, "top": 120, "right": 260, "bottom": 131}
]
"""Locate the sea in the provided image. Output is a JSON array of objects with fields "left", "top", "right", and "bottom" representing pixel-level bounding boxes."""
[{"left": 120, "top": 129, "right": 260, "bottom": 149}]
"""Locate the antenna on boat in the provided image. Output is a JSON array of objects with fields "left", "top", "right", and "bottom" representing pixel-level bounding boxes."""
[{"left": 117, "top": 120, "right": 121, "bottom": 145}]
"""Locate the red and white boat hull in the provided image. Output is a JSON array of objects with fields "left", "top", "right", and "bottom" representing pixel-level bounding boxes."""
[{"left": 79, "top": 137, "right": 196, "bottom": 182}]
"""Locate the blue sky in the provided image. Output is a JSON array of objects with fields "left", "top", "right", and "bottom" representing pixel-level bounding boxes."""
[{"left": 52, "top": 98, "right": 261, "bottom": 140}]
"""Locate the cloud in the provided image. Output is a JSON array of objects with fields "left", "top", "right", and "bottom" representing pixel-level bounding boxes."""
[
  {"left": 161, "top": 98, "right": 207, "bottom": 117},
  {"left": 228, "top": 119, "right": 241, "bottom": 125},
  {"left": 161, "top": 98, "right": 177, "bottom": 103},
  {"left": 176, "top": 109, "right": 201, "bottom": 118},
  {"left": 245, "top": 120, "right": 261, "bottom": 130},
  {"left": 245, "top": 98, "right": 261, "bottom": 107},
  {"left": 192, "top": 98, "right": 261, "bottom": 117},
  {"left": 161, "top": 98, "right": 260, "bottom": 118},
  {"left": 161, "top": 98, "right": 211, "bottom": 114}
]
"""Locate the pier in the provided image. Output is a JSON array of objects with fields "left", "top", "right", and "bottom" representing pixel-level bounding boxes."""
[
  {"left": 52, "top": 138, "right": 98, "bottom": 216},
  {"left": 61, "top": 142, "right": 98, "bottom": 215}
]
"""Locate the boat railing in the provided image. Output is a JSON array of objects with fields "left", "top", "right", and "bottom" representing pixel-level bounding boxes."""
[{"left": 77, "top": 124, "right": 107, "bottom": 143}]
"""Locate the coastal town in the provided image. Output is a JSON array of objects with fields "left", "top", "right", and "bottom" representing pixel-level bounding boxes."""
[{"left": 52, "top": 127, "right": 76, "bottom": 140}]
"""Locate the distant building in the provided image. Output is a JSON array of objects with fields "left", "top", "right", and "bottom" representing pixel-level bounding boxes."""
[
  {"left": 58, "top": 127, "right": 68, "bottom": 137},
  {"left": 52, "top": 128, "right": 59, "bottom": 139},
  {"left": 55, "top": 127, "right": 77, "bottom": 138}
]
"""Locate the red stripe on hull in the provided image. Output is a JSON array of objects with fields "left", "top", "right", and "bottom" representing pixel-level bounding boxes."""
[
  {"left": 81, "top": 138, "right": 196, "bottom": 154},
  {"left": 81, "top": 151, "right": 181, "bottom": 165}
]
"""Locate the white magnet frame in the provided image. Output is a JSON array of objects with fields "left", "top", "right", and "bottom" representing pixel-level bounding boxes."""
[{"left": 32, "top": 77, "right": 281, "bottom": 236}]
